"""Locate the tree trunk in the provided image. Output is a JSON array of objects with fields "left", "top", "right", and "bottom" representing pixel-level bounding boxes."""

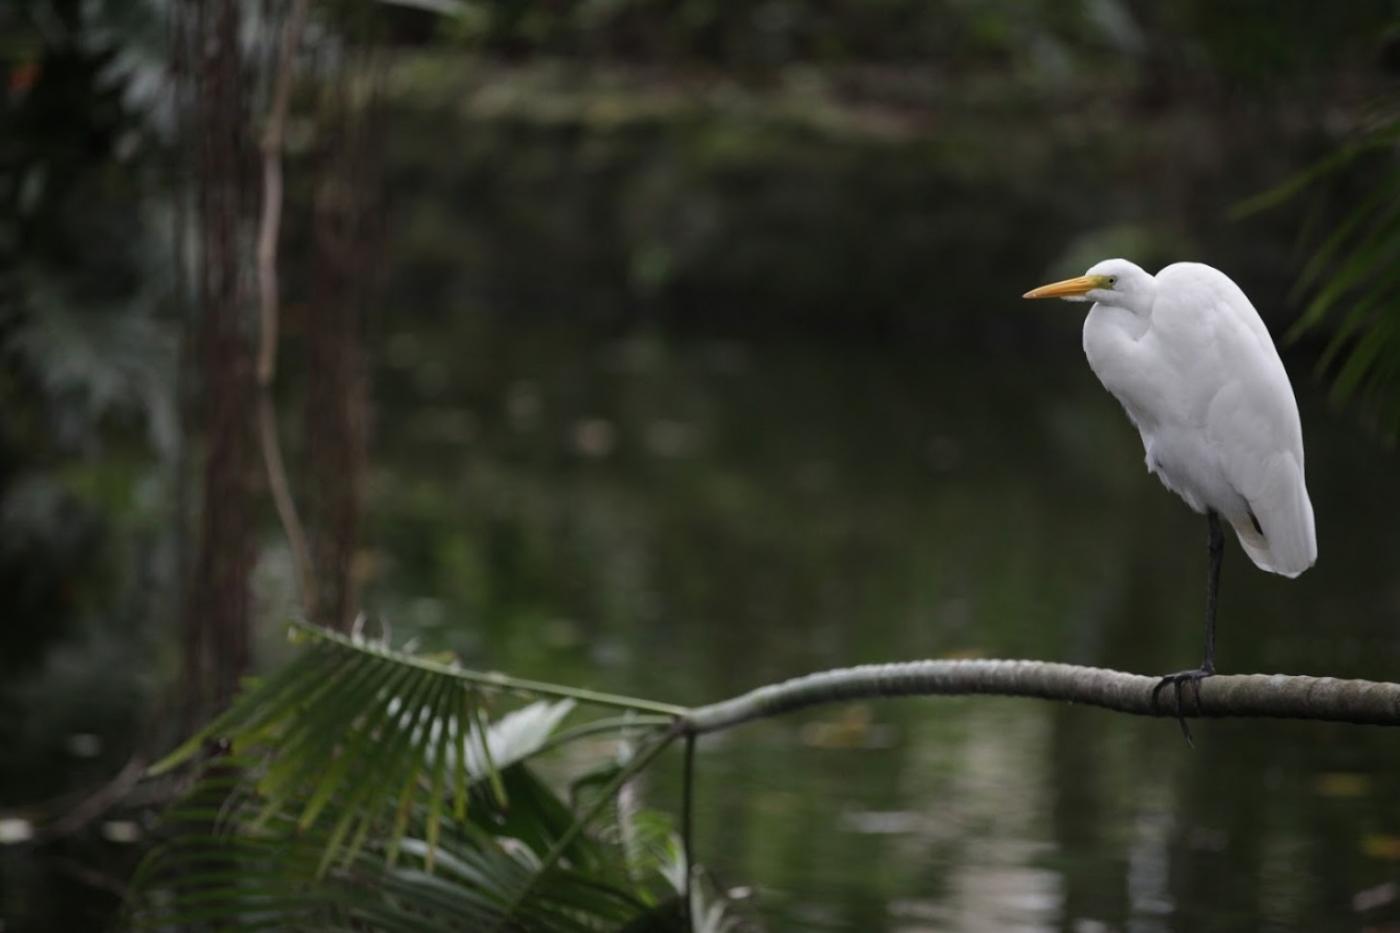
[
  {"left": 304, "top": 85, "right": 378, "bottom": 632},
  {"left": 183, "top": 0, "right": 255, "bottom": 716}
]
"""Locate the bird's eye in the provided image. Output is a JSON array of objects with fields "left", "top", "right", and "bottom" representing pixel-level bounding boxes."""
[{"left": 1108, "top": 276, "right": 1118, "bottom": 286}]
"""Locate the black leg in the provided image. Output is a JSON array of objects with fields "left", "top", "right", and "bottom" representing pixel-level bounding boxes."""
[
  {"left": 1202, "top": 510, "right": 1223, "bottom": 673},
  {"left": 1152, "top": 511, "right": 1224, "bottom": 744}
]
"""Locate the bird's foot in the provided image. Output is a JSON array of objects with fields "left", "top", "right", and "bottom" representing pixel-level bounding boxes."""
[{"left": 1151, "top": 666, "right": 1215, "bottom": 747}]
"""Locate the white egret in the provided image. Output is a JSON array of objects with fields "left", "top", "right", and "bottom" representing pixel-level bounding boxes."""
[{"left": 1023, "top": 259, "right": 1316, "bottom": 737}]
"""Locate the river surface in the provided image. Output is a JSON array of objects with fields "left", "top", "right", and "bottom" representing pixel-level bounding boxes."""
[
  {"left": 360, "top": 318, "right": 1400, "bottom": 932},
  {"left": 5, "top": 17, "right": 1397, "bottom": 930}
]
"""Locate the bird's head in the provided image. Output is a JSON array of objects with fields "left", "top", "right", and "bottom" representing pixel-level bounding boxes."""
[{"left": 1022, "top": 258, "right": 1154, "bottom": 313}]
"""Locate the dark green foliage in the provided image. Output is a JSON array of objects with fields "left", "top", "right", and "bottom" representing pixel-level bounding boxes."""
[
  {"left": 0, "top": 1, "right": 174, "bottom": 832},
  {"left": 425, "top": 0, "right": 1391, "bottom": 80},
  {"left": 129, "top": 624, "right": 741, "bottom": 931},
  {"left": 1241, "top": 109, "right": 1400, "bottom": 439}
]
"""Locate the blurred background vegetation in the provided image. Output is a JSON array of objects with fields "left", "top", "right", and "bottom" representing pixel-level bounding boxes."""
[{"left": 1, "top": 0, "right": 1399, "bottom": 929}]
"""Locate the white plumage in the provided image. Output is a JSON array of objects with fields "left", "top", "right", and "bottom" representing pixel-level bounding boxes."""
[
  {"left": 1024, "top": 258, "right": 1315, "bottom": 716},
  {"left": 1025, "top": 257, "right": 1316, "bottom": 577},
  {"left": 1077, "top": 258, "right": 1316, "bottom": 577}
]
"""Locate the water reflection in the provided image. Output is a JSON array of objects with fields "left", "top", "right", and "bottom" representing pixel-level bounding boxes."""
[{"left": 365, "top": 321, "right": 1400, "bottom": 930}]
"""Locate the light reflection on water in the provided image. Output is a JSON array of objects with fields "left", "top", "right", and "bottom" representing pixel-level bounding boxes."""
[{"left": 367, "top": 324, "right": 1400, "bottom": 931}]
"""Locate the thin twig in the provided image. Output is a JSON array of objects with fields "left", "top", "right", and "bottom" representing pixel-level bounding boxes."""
[
  {"left": 46, "top": 855, "right": 129, "bottom": 900},
  {"left": 35, "top": 755, "right": 149, "bottom": 841},
  {"left": 256, "top": 0, "right": 309, "bottom": 386},
  {"left": 492, "top": 730, "right": 680, "bottom": 932},
  {"left": 255, "top": 0, "right": 316, "bottom": 618},
  {"left": 681, "top": 732, "right": 696, "bottom": 932},
  {"left": 532, "top": 715, "right": 677, "bottom": 757},
  {"left": 293, "top": 622, "right": 692, "bottom": 717}
]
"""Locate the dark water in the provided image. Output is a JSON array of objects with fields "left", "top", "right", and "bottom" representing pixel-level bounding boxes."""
[{"left": 361, "top": 317, "right": 1400, "bottom": 932}]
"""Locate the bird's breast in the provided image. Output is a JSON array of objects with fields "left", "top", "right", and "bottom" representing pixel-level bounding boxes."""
[{"left": 1082, "top": 304, "right": 1164, "bottom": 429}]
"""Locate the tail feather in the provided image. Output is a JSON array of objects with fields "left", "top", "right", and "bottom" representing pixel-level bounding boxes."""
[{"left": 1232, "top": 455, "right": 1316, "bottom": 578}]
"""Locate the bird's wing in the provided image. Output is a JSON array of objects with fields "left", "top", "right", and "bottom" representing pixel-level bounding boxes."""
[{"left": 1158, "top": 265, "right": 1317, "bottom": 576}]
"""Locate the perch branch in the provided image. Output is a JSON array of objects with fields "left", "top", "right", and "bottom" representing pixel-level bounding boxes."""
[
  {"left": 680, "top": 660, "right": 1400, "bottom": 735},
  {"left": 255, "top": 0, "right": 315, "bottom": 618},
  {"left": 292, "top": 625, "right": 1400, "bottom": 732}
]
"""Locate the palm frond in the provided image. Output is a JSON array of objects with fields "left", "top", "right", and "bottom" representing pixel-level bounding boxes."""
[
  {"left": 1244, "top": 108, "right": 1400, "bottom": 439},
  {"left": 127, "top": 623, "right": 738, "bottom": 931}
]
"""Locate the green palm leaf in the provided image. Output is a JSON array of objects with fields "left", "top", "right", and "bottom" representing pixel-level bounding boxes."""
[
  {"left": 127, "top": 623, "right": 737, "bottom": 931},
  {"left": 1242, "top": 107, "right": 1400, "bottom": 439}
]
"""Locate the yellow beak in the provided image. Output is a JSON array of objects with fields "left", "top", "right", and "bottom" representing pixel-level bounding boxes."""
[{"left": 1022, "top": 274, "right": 1110, "bottom": 300}]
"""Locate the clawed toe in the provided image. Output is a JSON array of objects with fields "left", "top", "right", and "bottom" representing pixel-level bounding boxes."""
[{"left": 1151, "top": 667, "right": 1214, "bottom": 746}]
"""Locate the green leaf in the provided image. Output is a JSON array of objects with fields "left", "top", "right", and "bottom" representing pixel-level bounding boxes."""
[
  {"left": 471, "top": 699, "right": 508, "bottom": 808},
  {"left": 1248, "top": 111, "right": 1400, "bottom": 440},
  {"left": 130, "top": 627, "right": 706, "bottom": 932}
]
